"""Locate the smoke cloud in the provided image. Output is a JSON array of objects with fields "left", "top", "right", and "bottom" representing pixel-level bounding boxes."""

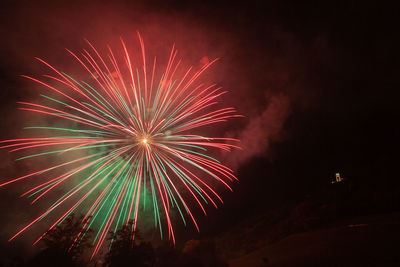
[{"left": 224, "top": 93, "right": 290, "bottom": 169}]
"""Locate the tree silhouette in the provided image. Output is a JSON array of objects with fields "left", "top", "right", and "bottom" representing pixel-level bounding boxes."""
[
  {"left": 27, "top": 213, "right": 92, "bottom": 267},
  {"left": 104, "top": 221, "right": 155, "bottom": 267}
]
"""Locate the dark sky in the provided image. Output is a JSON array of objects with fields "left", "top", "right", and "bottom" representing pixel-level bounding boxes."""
[{"left": 0, "top": 0, "right": 399, "bottom": 258}]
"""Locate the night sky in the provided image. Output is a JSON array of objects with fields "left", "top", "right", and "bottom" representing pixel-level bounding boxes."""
[{"left": 0, "top": 0, "right": 398, "bottom": 259}]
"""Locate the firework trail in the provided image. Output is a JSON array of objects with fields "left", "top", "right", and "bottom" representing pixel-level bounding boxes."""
[{"left": 0, "top": 32, "right": 241, "bottom": 257}]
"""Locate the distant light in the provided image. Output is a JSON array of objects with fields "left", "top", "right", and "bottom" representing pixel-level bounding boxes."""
[
  {"left": 142, "top": 138, "right": 148, "bottom": 144},
  {"left": 331, "top": 172, "right": 344, "bottom": 184}
]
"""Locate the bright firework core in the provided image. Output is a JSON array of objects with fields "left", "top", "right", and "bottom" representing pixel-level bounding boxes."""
[
  {"left": 131, "top": 135, "right": 150, "bottom": 145},
  {"left": 137, "top": 134, "right": 150, "bottom": 145}
]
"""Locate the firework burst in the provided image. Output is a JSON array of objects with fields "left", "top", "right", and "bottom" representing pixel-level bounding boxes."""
[{"left": 0, "top": 32, "right": 241, "bottom": 257}]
